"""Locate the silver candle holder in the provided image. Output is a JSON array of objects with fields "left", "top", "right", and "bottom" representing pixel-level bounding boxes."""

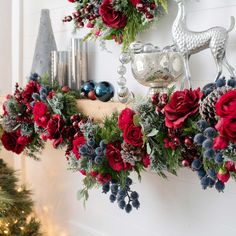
[
  {"left": 69, "top": 38, "right": 88, "bottom": 91},
  {"left": 51, "top": 51, "right": 70, "bottom": 87}
]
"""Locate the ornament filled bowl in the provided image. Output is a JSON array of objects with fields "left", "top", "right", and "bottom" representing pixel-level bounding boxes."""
[{"left": 130, "top": 43, "right": 184, "bottom": 95}]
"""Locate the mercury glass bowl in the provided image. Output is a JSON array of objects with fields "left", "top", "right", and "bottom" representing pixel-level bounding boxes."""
[{"left": 130, "top": 43, "right": 184, "bottom": 95}]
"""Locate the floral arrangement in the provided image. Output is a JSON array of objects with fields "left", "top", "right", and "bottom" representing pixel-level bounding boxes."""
[
  {"left": 1, "top": 74, "right": 236, "bottom": 213},
  {"left": 63, "top": 0, "right": 168, "bottom": 50}
]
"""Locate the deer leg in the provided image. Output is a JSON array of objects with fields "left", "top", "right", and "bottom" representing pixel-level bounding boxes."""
[
  {"left": 181, "top": 55, "right": 192, "bottom": 90},
  {"left": 223, "top": 58, "right": 236, "bottom": 77},
  {"left": 214, "top": 59, "right": 223, "bottom": 82}
]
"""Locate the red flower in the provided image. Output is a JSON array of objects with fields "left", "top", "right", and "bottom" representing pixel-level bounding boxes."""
[
  {"left": 225, "top": 161, "right": 236, "bottom": 172},
  {"left": 213, "top": 136, "right": 229, "bottom": 150},
  {"left": 215, "top": 118, "right": 236, "bottom": 143},
  {"left": 97, "top": 173, "right": 112, "bottom": 185},
  {"left": 99, "top": 0, "right": 127, "bottom": 29},
  {"left": 123, "top": 124, "right": 143, "bottom": 147},
  {"left": 68, "top": 0, "right": 76, "bottom": 2},
  {"left": 143, "top": 154, "right": 150, "bottom": 168},
  {"left": 47, "top": 114, "right": 65, "bottom": 148},
  {"left": 106, "top": 142, "right": 131, "bottom": 171},
  {"left": 129, "top": 0, "right": 141, "bottom": 6},
  {"left": 164, "top": 89, "right": 202, "bottom": 129},
  {"left": 72, "top": 136, "right": 86, "bottom": 159},
  {"left": 118, "top": 108, "right": 134, "bottom": 131},
  {"left": 33, "top": 102, "right": 50, "bottom": 128},
  {"left": 217, "top": 169, "right": 230, "bottom": 183},
  {"left": 17, "top": 135, "right": 31, "bottom": 146},
  {"left": 215, "top": 90, "right": 236, "bottom": 118},
  {"left": 22, "top": 81, "right": 40, "bottom": 102},
  {"left": 1, "top": 132, "right": 26, "bottom": 154}
]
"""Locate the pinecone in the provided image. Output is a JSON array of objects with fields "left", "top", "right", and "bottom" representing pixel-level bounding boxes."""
[
  {"left": 199, "top": 86, "right": 232, "bottom": 126},
  {"left": 121, "top": 142, "right": 144, "bottom": 166}
]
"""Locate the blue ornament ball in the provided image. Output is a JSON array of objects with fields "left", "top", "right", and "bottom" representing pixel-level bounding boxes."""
[
  {"left": 81, "top": 81, "right": 96, "bottom": 97},
  {"left": 95, "top": 82, "right": 114, "bottom": 102}
]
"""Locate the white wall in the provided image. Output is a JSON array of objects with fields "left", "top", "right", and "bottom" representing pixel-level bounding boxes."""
[
  {"left": 22, "top": 1, "right": 236, "bottom": 236},
  {"left": 0, "top": 1, "right": 12, "bottom": 94}
]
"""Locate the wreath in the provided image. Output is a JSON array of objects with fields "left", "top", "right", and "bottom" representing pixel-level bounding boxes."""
[
  {"left": 1, "top": 74, "right": 236, "bottom": 213},
  {"left": 63, "top": 0, "right": 168, "bottom": 50}
]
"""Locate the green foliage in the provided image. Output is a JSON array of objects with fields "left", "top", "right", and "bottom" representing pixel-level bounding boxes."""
[
  {"left": 155, "top": 0, "right": 168, "bottom": 12},
  {"left": 0, "top": 159, "right": 42, "bottom": 235},
  {"left": 97, "top": 113, "right": 122, "bottom": 143}
]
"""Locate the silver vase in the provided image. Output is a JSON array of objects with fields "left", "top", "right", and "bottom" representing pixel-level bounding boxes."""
[{"left": 31, "top": 9, "right": 57, "bottom": 76}]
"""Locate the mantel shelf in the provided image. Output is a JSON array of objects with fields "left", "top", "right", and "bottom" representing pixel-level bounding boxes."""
[{"left": 0, "top": 96, "right": 127, "bottom": 121}]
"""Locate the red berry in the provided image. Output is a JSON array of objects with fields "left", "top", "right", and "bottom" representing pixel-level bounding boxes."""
[
  {"left": 88, "top": 90, "right": 96, "bottom": 100},
  {"left": 184, "top": 137, "right": 193, "bottom": 147},
  {"left": 150, "top": 3, "right": 157, "bottom": 10},
  {"left": 61, "top": 86, "right": 70, "bottom": 93},
  {"left": 182, "top": 160, "right": 190, "bottom": 167}
]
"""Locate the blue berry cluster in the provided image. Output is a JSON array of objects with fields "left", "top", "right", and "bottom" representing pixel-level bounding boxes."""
[
  {"left": 102, "top": 177, "right": 140, "bottom": 213},
  {"left": 194, "top": 120, "right": 224, "bottom": 164},
  {"left": 29, "top": 73, "right": 40, "bottom": 82},
  {"left": 192, "top": 120, "right": 225, "bottom": 192},
  {"left": 79, "top": 136, "right": 106, "bottom": 165},
  {"left": 203, "top": 76, "right": 236, "bottom": 96}
]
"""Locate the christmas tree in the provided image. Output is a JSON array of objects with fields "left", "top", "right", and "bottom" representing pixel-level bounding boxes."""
[{"left": 0, "top": 158, "right": 42, "bottom": 235}]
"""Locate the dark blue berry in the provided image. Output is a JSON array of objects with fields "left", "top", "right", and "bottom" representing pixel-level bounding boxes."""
[
  {"left": 203, "top": 149, "right": 215, "bottom": 159},
  {"left": 100, "top": 140, "right": 106, "bottom": 149},
  {"left": 202, "top": 139, "right": 213, "bottom": 149},
  {"left": 87, "top": 139, "right": 95, "bottom": 147},
  {"left": 194, "top": 133, "right": 206, "bottom": 145},
  {"left": 204, "top": 127, "right": 216, "bottom": 139},
  {"left": 215, "top": 77, "right": 226, "bottom": 87},
  {"left": 109, "top": 194, "right": 116, "bottom": 203},
  {"left": 126, "top": 177, "right": 132, "bottom": 186},
  {"left": 130, "top": 191, "right": 139, "bottom": 200},
  {"left": 95, "top": 147, "right": 103, "bottom": 156},
  {"left": 215, "top": 152, "right": 224, "bottom": 164},
  {"left": 118, "top": 200, "right": 126, "bottom": 209},
  {"left": 40, "top": 87, "right": 47, "bottom": 94},
  {"left": 79, "top": 145, "right": 88, "bottom": 155},
  {"left": 191, "top": 159, "right": 202, "bottom": 171},
  {"left": 132, "top": 200, "right": 140, "bottom": 209},
  {"left": 125, "top": 203, "right": 132, "bottom": 213},
  {"left": 40, "top": 94, "right": 47, "bottom": 101},
  {"left": 102, "top": 183, "right": 110, "bottom": 193},
  {"left": 201, "top": 176, "right": 210, "bottom": 189},
  {"left": 94, "top": 156, "right": 103, "bottom": 165},
  {"left": 118, "top": 189, "right": 126, "bottom": 197},
  {"left": 32, "top": 93, "right": 40, "bottom": 100},
  {"left": 227, "top": 77, "right": 236, "bottom": 87},
  {"left": 117, "top": 195, "right": 125, "bottom": 202},
  {"left": 197, "top": 168, "right": 206, "bottom": 179},
  {"left": 196, "top": 120, "right": 208, "bottom": 132},
  {"left": 30, "top": 73, "right": 39, "bottom": 81},
  {"left": 111, "top": 184, "right": 118, "bottom": 194},
  {"left": 207, "top": 168, "right": 217, "bottom": 180},
  {"left": 208, "top": 178, "right": 215, "bottom": 188},
  {"left": 215, "top": 180, "right": 225, "bottom": 192}
]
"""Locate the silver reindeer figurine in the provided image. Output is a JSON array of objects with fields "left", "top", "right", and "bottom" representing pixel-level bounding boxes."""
[{"left": 172, "top": 0, "right": 236, "bottom": 89}]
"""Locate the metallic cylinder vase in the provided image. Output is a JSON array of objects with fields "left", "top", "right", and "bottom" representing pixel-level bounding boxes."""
[
  {"left": 69, "top": 38, "right": 88, "bottom": 91},
  {"left": 51, "top": 51, "right": 69, "bottom": 87}
]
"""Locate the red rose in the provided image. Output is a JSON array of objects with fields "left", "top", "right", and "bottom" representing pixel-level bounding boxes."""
[
  {"left": 17, "top": 135, "right": 31, "bottom": 146},
  {"left": 72, "top": 136, "right": 86, "bottom": 159},
  {"left": 22, "top": 81, "right": 40, "bottom": 102},
  {"left": 47, "top": 114, "right": 65, "bottom": 148},
  {"left": 118, "top": 108, "right": 134, "bottom": 131},
  {"left": 106, "top": 142, "right": 131, "bottom": 171},
  {"left": 213, "top": 136, "right": 229, "bottom": 150},
  {"left": 129, "top": 0, "right": 141, "bottom": 6},
  {"left": 99, "top": 0, "right": 127, "bottom": 29},
  {"left": 215, "top": 90, "right": 236, "bottom": 118},
  {"left": 215, "top": 118, "right": 236, "bottom": 143},
  {"left": 143, "top": 154, "right": 150, "bottom": 168},
  {"left": 33, "top": 102, "right": 50, "bottom": 128},
  {"left": 164, "top": 89, "right": 202, "bottom": 129},
  {"left": 123, "top": 124, "right": 143, "bottom": 147},
  {"left": 1, "top": 132, "right": 25, "bottom": 154}
]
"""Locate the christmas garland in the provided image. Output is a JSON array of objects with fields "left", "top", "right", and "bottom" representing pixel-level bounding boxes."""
[
  {"left": 1, "top": 74, "right": 236, "bottom": 213},
  {"left": 63, "top": 0, "right": 168, "bottom": 50}
]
